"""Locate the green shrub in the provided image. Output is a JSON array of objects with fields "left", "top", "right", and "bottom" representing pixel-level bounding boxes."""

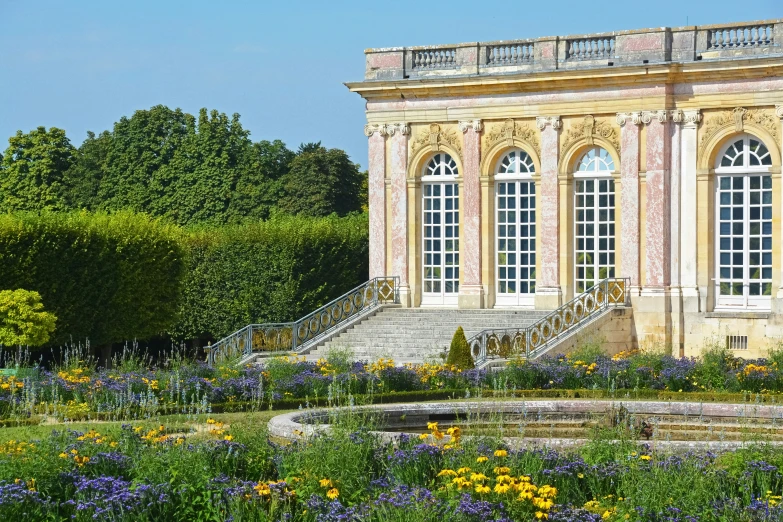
[
  {"left": 446, "top": 326, "right": 474, "bottom": 370},
  {"left": 171, "top": 213, "right": 368, "bottom": 341},
  {"left": 0, "top": 289, "right": 57, "bottom": 347},
  {"left": 0, "top": 211, "right": 185, "bottom": 347}
]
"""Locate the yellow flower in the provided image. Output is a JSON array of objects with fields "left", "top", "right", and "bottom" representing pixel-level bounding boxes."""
[
  {"left": 535, "top": 512, "right": 548, "bottom": 519},
  {"left": 577, "top": 473, "right": 584, "bottom": 479},
  {"left": 326, "top": 488, "right": 339, "bottom": 500},
  {"left": 457, "top": 467, "right": 471, "bottom": 475},
  {"left": 320, "top": 478, "right": 333, "bottom": 487},
  {"left": 476, "top": 456, "right": 488, "bottom": 463},
  {"left": 494, "top": 466, "right": 511, "bottom": 475},
  {"left": 494, "top": 483, "right": 511, "bottom": 494},
  {"left": 437, "top": 469, "right": 457, "bottom": 477},
  {"left": 494, "top": 449, "right": 508, "bottom": 457},
  {"left": 59, "top": 453, "right": 68, "bottom": 459},
  {"left": 639, "top": 455, "right": 651, "bottom": 461},
  {"left": 470, "top": 473, "right": 489, "bottom": 482},
  {"left": 427, "top": 422, "right": 439, "bottom": 431},
  {"left": 475, "top": 484, "right": 491, "bottom": 494}
]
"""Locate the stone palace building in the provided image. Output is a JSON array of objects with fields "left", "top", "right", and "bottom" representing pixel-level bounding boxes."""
[{"left": 347, "top": 19, "right": 783, "bottom": 358}]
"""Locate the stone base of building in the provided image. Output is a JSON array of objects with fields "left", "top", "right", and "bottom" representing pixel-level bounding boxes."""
[
  {"left": 535, "top": 287, "right": 563, "bottom": 310},
  {"left": 458, "top": 285, "right": 485, "bottom": 309},
  {"left": 398, "top": 285, "right": 412, "bottom": 308}
]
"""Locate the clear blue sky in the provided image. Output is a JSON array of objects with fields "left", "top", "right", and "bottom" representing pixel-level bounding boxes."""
[{"left": 0, "top": 0, "right": 778, "bottom": 170}]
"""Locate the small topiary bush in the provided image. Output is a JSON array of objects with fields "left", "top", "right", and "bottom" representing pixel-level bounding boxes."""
[
  {"left": 446, "top": 326, "right": 474, "bottom": 370},
  {"left": 0, "top": 289, "right": 57, "bottom": 347}
]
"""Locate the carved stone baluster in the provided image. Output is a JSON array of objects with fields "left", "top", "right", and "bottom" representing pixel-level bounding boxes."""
[{"left": 730, "top": 29, "right": 737, "bottom": 47}]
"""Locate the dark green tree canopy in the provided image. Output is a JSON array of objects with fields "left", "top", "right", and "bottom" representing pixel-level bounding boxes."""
[
  {"left": 0, "top": 106, "right": 366, "bottom": 225},
  {"left": 0, "top": 127, "right": 75, "bottom": 212},
  {"left": 279, "top": 143, "right": 364, "bottom": 217}
]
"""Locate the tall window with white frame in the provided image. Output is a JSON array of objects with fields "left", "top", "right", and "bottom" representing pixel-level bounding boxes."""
[
  {"left": 715, "top": 134, "right": 773, "bottom": 310},
  {"left": 422, "top": 153, "right": 460, "bottom": 306},
  {"left": 574, "top": 148, "right": 616, "bottom": 293},
  {"left": 495, "top": 149, "right": 536, "bottom": 307}
]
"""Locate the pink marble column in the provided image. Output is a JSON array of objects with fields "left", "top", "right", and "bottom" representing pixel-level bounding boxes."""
[
  {"left": 458, "top": 120, "right": 483, "bottom": 308},
  {"left": 389, "top": 123, "right": 410, "bottom": 302},
  {"left": 536, "top": 116, "right": 562, "bottom": 294},
  {"left": 617, "top": 112, "right": 642, "bottom": 287},
  {"left": 365, "top": 124, "right": 387, "bottom": 279},
  {"left": 644, "top": 111, "right": 671, "bottom": 288}
]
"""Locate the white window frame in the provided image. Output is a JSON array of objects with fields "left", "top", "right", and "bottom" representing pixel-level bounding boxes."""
[
  {"left": 573, "top": 147, "right": 616, "bottom": 294},
  {"left": 494, "top": 149, "right": 536, "bottom": 308},
  {"left": 713, "top": 134, "right": 773, "bottom": 311},
  {"left": 422, "top": 153, "right": 460, "bottom": 307}
]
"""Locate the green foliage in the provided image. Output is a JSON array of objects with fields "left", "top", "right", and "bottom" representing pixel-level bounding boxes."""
[
  {"left": 278, "top": 143, "right": 364, "bottom": 217},
  {"left": 0, "top": 126, "right": 75, "bottom": 212},
  {"left": 446, "top": 326, "right": 474, "bottom": 370},
  {"left": 567, "top": 336, "right": 606, "bottom": 363},
  {"left": 0, "top": 289, "right": 57, "bottom": 347},
  {"left": 0, "top": 212, "right": 185, "bottom": 346},
  {"left": 171, "top": 213, "right": 369, "bottom": 341}
]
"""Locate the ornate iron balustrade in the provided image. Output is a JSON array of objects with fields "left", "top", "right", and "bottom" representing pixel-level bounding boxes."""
[
  {"left": 469, "top": 277, "right": 629, "bottom": 365},
  {"left": 206, "top": 277, "right": 400, "bottom": 367}
]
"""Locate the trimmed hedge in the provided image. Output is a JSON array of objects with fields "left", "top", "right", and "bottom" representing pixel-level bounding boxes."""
[
  {"left": 0, "top": 212, "right": 185, "bottom": 346},
  {"left": 171, "top": 213, "right": 369, "bottom": 341}
]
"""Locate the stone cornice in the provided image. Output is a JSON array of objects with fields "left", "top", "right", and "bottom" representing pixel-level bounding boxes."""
[
  {"left": 458, "top": 120, "right": 483, "bottom": 133},
  {"left": 536, "top": 116, "right": 562, "bottom": 131}
]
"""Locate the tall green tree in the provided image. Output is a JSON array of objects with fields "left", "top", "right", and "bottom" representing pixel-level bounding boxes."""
[
  {"left": 228, "top": 139, "right": 295, "bottom": 222},
  {"left": 279, "top": 143, "right": 364, "bottom": 217},
  {"left": 62, "top": 130, "right": 113, "bottom": 210},
  {"left": 0, "top": 127, "right": 75, "bottom": 212}
]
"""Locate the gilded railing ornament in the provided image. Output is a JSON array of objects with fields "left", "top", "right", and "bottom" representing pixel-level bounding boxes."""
[
  {"left": 699, "top": 107, "right": 780, "bottom": 155},
  {"left": 483, "top": 119, "right": 540, "bottom": 157},
  {"left": 561, "top": 115, "right": 620, "bottom": 155},
  {"left": 206, "top": 277, "right": 400, "bottom": 367},
  {"left": 468, "top": 277, "right": 630, "bottom": 365}
]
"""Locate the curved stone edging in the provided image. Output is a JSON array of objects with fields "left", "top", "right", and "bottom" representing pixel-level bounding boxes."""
[{"left": 268, "top": 400, "right": 783, "bottom": 451}]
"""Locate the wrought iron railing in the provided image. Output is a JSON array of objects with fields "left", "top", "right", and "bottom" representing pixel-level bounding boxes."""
[
  {"left": 469, "top": 277, "right": 629, "bottom": 365},
  {"left": 205, "top": 277, "right": 400, "bottom": 367}
]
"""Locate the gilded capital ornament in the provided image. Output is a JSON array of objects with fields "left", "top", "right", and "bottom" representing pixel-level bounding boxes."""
[
  {"left": 458, "top": 120, "right": 483, "bottom": 133},
  {"left": 536, "top": 116, "right": 562, "bottom": 131}
]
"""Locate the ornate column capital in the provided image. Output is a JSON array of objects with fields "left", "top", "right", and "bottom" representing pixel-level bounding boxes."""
[
  {"left": 616, "top": 112, "right": 643, "bottom": 126},
  {"left": 682, "top": 110, "right": 702, "bottom": 128},
  {"left": 776, "top": 104, "right": 783, "bottom": 119},
  {"left": 536, "top": 116, "right": 561, "bottom": 131},
  {"left": 386, "top": 123, "right": 410, "bottom": 136},
  {"left": 637, "top": 110, "right": 669, "bottom": 125},
  {"left": 458, "top": 119, "right": 483, "bottom": 133},
  {"left": 364, "top": 123, "right": 389, "bottom": 137}
]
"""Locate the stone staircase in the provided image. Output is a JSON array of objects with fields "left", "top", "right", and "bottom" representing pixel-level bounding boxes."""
[{"left": 304, "top": 306, "right": 551, "bottom": 365}]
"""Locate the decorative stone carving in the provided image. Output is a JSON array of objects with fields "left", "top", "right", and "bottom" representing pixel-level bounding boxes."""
[
  {"left": 364, "top": 124, "right": 389, "bottom": 137},
  {"left": 458, "top": 120, "right": 483, "bottom": 133},
  {"left": 777, "top": 105, "right": 783, "bottom": 119},
  {"left": 410, "top": 123, "right": 462, "bottom": 157},
  {"left": 386, "top": 123, "right": 410, "bottom": 136},
  {"left": 699, "top": 107, "right": 780, "bottom": 154},
  {"left": 483, "top": 119, "right": 540, "bottom": 157},
  {"left": 669, "top": 110, "right": 684, "bottom": 123},
  {"left": 683, "top": 110, "right": 702, "bottom": 127},
  {"left": 616, "top": 112, "right": 642, "bottom": 126},
  {"left": 561, "top": 115, "right": 620, "bottom": 155},
  {"left": 535, "top": 116, "right": 562, "bottom": 130},
  {"left": 638, "top": 110, "right": 668, "bottom": 125}
]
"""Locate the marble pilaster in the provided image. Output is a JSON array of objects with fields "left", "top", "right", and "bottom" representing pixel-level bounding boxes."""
[
  {"left": 389, "top": 123, "right": 410, "bottom": 305},
  {"left": 458, "top": 119, "right": 484, "bottom": 308},
  {"left": 617, "top": 112, "right": 642, "bottom": 289},
  {"left": 535, "top": 116, "right": 562, "bottom": 308},
  {"left": 365, "top": 124, "right": 387, "bottom": 280}
]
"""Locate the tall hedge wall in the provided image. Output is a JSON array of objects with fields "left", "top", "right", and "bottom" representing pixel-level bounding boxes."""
[
  {"left": 0, "top": 212, "right": 185, "bottom": 346},
  {"left": 171, "top": 213, "right": 369, "bottom": 341}
]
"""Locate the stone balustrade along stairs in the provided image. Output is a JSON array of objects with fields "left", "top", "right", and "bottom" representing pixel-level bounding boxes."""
[{"left": 204, "top": 277, "right": 632, "bottom": 368}]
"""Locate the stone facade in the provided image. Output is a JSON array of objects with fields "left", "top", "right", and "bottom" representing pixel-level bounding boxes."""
[{"left": 348, "top": 19, "right": 783, "bottom": 358}]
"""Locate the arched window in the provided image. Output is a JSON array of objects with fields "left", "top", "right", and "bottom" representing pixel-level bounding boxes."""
[
  {"left": 715, "top": 134, "right": 773, "bottom": 310},
  {"left": 422, "top": 153, "right": 459, "bottom": 305},
  {"left": 574, "top": 147, "right": 615, "bottom": 293},
  {"left": 577, "top": 147, "right": 615, "bottom": 172},
  {"left": 495, "top": 150, "right": 536, "bottom": 307}
]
